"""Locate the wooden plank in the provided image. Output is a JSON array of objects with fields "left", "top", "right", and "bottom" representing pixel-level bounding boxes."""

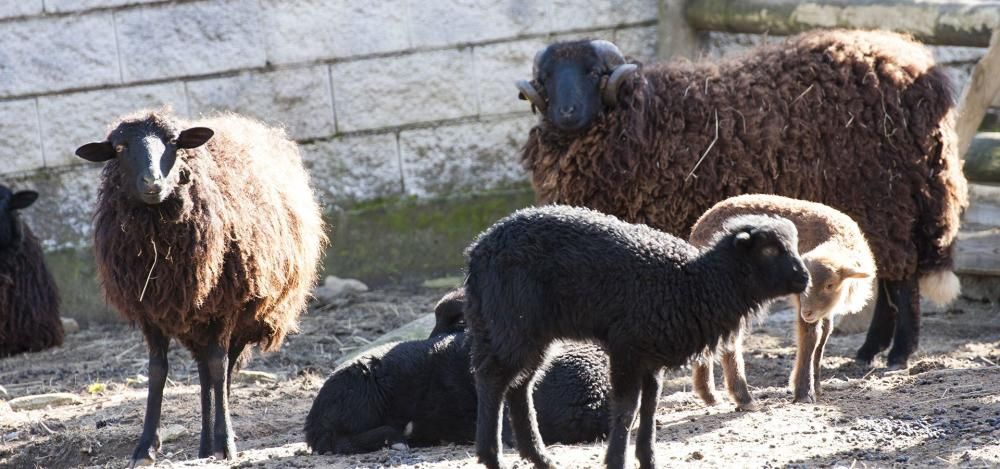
[
  {"left": 964, "top": 183, "right": 1000, "bottom": 228},
  {"left": 954, "top": 228, "right": 1000, "bottom": 275},
  {"left": 685, "top": 0, "right": 1000, "bottom": 47}
]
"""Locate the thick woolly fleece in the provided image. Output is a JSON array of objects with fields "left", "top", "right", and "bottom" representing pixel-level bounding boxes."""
[{"left": 523, "top": 29, "right": 967, "bottom": 283}]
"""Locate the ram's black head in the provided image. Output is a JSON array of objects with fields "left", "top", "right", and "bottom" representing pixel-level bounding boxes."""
[
  {"left": 0, "top": 185, "right": 38, "bottom": 249},
  {"left": 516, "top": 40, "right": 638, "bottom": 132},
  {"left": 720, "top": 215, "right": 811, "bottom": 298},
  {"left": 75, "top": 114, "right": 214, "bottom": 206}
]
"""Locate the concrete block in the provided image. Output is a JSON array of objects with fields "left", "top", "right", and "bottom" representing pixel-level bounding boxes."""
[
  {"left": 261, "top": 0, "right": 409, "bottom": 64},
  {"left": 37, "top": 82, "right": 188, "bottom": 167},
  {"left": 116, "top": 0, "right": 266, "bottom": 82},
  {"left": 42, "top": 0, "right": 161, "bottom": 13},
  {"left": 399, "top": 116, "right": 533, "bottom": 197},
  {"left": 549, "top": 0, "right": 658, "bottom": 32},
  {"left": 0, "top": 13, "right": 119, "bottom": 97},
  {"left": 615, "top": 25, "right": 659, "bottom": 63},
  {"left": 186, "top": 66, "right": 335, "bottom": 140},
  {"left": 474, "top": 38, "right": 548, "bottom": 116},
  {"left": 332, "top": 50, "right": 478, "bottom": 131},
  {"left": 301, "top": 132, "right": 403, "bottom": 207},
  {"left": 408, "top": 0, "right": 546, "bottom": 48},
  {"left": 0, "top": 1, "right": 42, "bottom": 19},
  {"left": 0, "top": 99, "right": 44, "bottom": 174}
]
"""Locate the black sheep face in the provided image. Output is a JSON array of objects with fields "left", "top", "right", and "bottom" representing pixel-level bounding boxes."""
[
  {"left": 0, "top": 185, "right": 37, "bottom": 249},
  {"left": 75, "top": 119, "right": 213, "bottom": 205},
  {"left": 517, "top": 40, "right": 638, "bottom": 132},
  {"left": 728, "top": 218, "right": 811, "bottom": 298},
  {"left": 429, "top": 288, "right": 466, "bottom": 338}
]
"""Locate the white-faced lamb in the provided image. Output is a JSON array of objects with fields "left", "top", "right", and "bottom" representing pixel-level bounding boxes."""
[
  {"left": 464, "top": 205, "right": 810, "bottom": 469},
  {"left": 303, "top": 288, "right": 610, "bottom": 454},
  {"left": 516, "top": 30, "right": 967, "bottom": 370},
  {"left": 688, "top": 194, "right": 877, "bottom": 407},
  {"left": 75, "top": 110, "right": 326, "bottom": 465},
  {"left": 0, "top": 186, "right": 62, "bottom": 356}
]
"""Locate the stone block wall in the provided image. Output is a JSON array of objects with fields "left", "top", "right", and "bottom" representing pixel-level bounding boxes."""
[{"left": 1, "top": 0, "right": 660, "bottom": 251}]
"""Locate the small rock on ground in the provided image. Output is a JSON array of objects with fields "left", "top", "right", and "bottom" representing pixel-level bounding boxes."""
[{"left": 8, "top": 392, "right": 83, "bottom": 411}]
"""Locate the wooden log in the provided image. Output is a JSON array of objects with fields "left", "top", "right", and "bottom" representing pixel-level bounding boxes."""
[
  {"left": 965, "top": 133, "right": 1000, "bottom": 183},
  {"left": 335, "top": 313, "right": 436, "bottom": 367},
  {"left": 956, "top": 31, "right": 1000, "bottom": 157},
  {"left": 685, "top": 0, "right": 1000, "bottom": 47}
]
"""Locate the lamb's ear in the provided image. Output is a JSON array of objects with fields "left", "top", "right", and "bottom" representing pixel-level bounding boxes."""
[
  {"left": 75, "top": 142, "right": 116, "bottom": 162},
  {"left": 9, "top": 191, "right": 38, "bottom": 210},
  {"left": 732, "top": 231, "right": 752, "bottom": 250},
  {"left": 176, "top": 127, "right": 214, "bottom": 149},
  {"left": 839, "top": 266, "right": 872, "bottom": 280}
]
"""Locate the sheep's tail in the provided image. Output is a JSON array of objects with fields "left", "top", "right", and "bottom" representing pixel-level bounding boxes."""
[{"left": 919, "top": 269, "right": 961, "bottom": 307}]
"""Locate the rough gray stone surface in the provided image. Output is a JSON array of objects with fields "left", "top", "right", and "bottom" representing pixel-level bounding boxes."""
[
  {"left": 0, "top": 1, "right": 42, "bottom": 19},
  {"left": 475, "top": 38, "right": 549, "bottom": 116},
  {"left": 615, "top": 25, "right": 660, "bottom": 63},
  {"left": 0, "top": 13, "right": 119, "bottom": 97},
  {"left": 42, "top": 0, "right": 161, "bottom": 13},
  {"left": 116, "top": 0, "right": 266, "bottom": 82},
  {"left": 408, "top": 0, "right": 547, "bottom": 48},
  {"left": 550, "top": 0, "right": 659, "bottom": 31},
  {"left": 12, "top": 166, "right": 103, "bottom": 251},
  {"left": 332, "top": 49, "right": 479, "bottom": 131},
  {"left": 399, "top": 115, "right": 533, "bottom": 197},
  {"left": 301, "top": 132, "right": 403, "bottom": 207},
  {"left": 186, "top": 66, "right": 335, "bottom": 140},
  {"left": 261, "top": 0, "right": 410, "bottom": 64},
  {"left": 38, "top": 82, "right": 188, "bottom": 168},
  {"left": 0, "top": 99, "right": 44, "bottom": 174}
]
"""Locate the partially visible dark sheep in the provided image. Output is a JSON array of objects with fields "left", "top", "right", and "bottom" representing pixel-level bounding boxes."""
[
  {"left": 517, "top": 30, "right": 967, "bottom": 369},
  {"left": 304, "top": 289, "right": 610, "bottom": 455},
  {"left": 0, "top": 186, "right": 62, "bottom": 357},
  {"left": 75, "top": 110, "right": 326, "bottom": 465},
  {"left": 464, "top": 205, "right": 810, "bottom": 469},
  {"left": 432, "top": 288, "right": 610, "bottom": 445}
]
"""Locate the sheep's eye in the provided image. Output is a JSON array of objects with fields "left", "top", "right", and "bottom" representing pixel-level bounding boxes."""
[
  {"left": 114, "top": 144, "right": 125, "bottom": 153},
  {"left": 825, "top": 283, "right": 834, "bottom": 290},
  {"left": 760, "top": 246, "right": 778, "bottom": 257}
]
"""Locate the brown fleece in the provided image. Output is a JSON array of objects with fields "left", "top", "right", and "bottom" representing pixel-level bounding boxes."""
[
  {"left": 93, "top": 111, "right": 326, "bottom": 354},
  {"left": 523, "top": 29, "right": 967, "bottom": 281},
  {"left": 0, "top": 223, "right": 63, "bottom": 356}
]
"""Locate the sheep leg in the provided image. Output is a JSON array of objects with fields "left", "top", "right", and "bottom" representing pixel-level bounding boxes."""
[
  {"left": 635, "top": 368, "right": 664, "bottom": 469},
  {"left": 605, "top": 355, "right": 642, "bottom": 469},
  {"left": 473, "top": 353, "right": 517, "bottom": 469},
  {"left": 130, "top": 327, "right": 169, "bottom": 468},
  {"left": 720, "top": 329, "right": 757, "bottom": 411},
  {"left": 856, "top": 279, "right": 896, "bottom": 366},
  {"left": 196, "top": 360, "right": 213, "bottom": 458},
  {"left": 506, "top": 369, "right": 555, "bottom": 469},
  {"left": 691, "top": 359, "right": 719, "bottom": 406},
  {"left": 225, "top": 341, "right": 247, "bottom": 399},
  {"left": 206, "top": 341, "right": 237, "bottom": 459},
  {"left": 813, "top": 318, "right": 833, "bottom": 397},
  {"left": 792, "top": 314, "right": 820, "bottom": 403},
  {"left": 885, "top": 278, "right": 919, "bottom": 370}
]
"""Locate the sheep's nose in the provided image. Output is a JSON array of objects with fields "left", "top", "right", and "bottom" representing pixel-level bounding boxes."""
[
  {"left": 142, "top": 174, "right": 157, "bottom": 187},
  {"left": 559, "top": 105, "right": 576, "bottom": 117}
]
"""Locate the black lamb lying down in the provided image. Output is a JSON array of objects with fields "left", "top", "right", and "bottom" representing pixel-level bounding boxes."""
[{"left": 303, "top": 289, "right": 610, "bottom": 454}]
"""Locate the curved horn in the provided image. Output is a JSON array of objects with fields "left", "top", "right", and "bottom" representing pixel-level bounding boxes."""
[
  {"left": 602, "top": 64, "right": 638, "bottom": 107},
  {"left": 590, "top": 40, "right": 626, "bottom": 68},
  {"left": 516, "top": 79, "right": 547, "bottom": 113}
]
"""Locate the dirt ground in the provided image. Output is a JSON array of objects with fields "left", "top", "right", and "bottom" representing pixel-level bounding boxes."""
[{"left": 0, "top": 286, "right": 997, "bottom": 469}]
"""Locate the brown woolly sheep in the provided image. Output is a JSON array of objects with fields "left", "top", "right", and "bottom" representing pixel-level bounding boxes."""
[
  {"left": 689, "top": 194, "right": 877, "bottom": 408},
  {"left": 75, "top": 110, "right": 326, "bottom": 466},
  {"left": 517, "top": 30, "right": 967, "bottom": 370},
  {"left": 0, "top": 186, "right": 62, "bottom": 357}
]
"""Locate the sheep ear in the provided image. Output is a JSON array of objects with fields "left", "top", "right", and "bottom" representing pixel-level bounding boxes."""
[
  {"left": 839, "top": 267, "right": 872, "bottom": 280},
  {"left": 177, "top": 127, "right": 214, "bottom": 149},
  {"left": 75, "top": 142, "right": 116, "bottom": 162},
  {"left": 733, "top": 231, "right": 752, "bottom": 250},
  {"left": 9, "top": 191, "right": 38, "bottom": 210}
]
